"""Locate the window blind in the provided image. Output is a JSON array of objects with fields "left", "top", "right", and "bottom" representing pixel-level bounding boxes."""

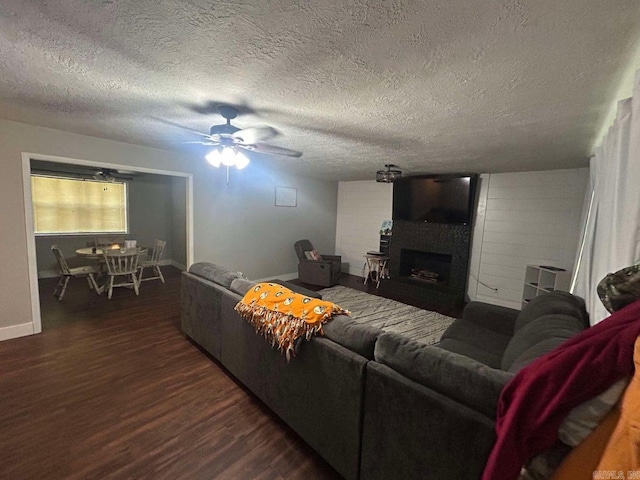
[{"left": 31, "top": 175, "right": 127, "bottom": 234}]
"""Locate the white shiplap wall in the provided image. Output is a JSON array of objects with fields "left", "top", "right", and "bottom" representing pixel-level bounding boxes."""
[
  {"left": 467, "top": 168, "right": 589, "bottom": 309},
  {"left": 335, "top": 181, "right": 392, "bottom": 276}
]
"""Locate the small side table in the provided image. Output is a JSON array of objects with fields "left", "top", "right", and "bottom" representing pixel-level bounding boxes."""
[{"left": 364, "top": 254, "right": 390, "bottom": 288}]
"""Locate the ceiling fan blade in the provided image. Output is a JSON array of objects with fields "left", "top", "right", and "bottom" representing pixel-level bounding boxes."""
[
  {"left": 181, "top": 141, "right": 219, "bottom": 146},
  {"left": 246, "top": 143, "right": 303, "bottom": 158},
  {"left": 150, "top": 117, "right": 211, "bottom": 138},
  {"left": 232, "top": 126, "right": 279, "bottom": 144}
]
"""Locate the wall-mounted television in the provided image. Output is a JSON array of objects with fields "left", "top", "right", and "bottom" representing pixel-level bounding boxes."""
[{"left": 392, "top": 174, "right": 478, "bottom": 225}]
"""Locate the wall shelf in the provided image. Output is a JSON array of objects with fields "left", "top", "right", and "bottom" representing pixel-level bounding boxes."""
[{"left": 522, "top": 265, "right": 571, "bottom": 308}]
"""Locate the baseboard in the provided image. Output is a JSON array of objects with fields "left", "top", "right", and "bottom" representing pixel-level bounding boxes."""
[
  {"left": 346, "top": 265, "right": 364, "bottom": 278},
  {"left": 254, "top": 271, "right": 298, "bottom": 282},
  {"left": 168, "top": 260, "right": 186, "bottom": 270},
  {"left": 38, "top": 269, "right": 59, "bottom": 279},
  {"left": 0, "top": 322, "right": 34, "bottom": 341}
]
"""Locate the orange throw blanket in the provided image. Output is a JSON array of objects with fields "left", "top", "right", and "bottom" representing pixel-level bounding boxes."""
[{"left": 234, "top": 282, "right": 350, "bottom": 360}]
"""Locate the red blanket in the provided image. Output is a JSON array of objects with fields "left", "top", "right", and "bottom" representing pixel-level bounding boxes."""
[{"left": 482, "top": 299, "right": 640, "bottom": 480}]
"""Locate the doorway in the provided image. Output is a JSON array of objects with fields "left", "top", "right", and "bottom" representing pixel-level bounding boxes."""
[{"left": 22, "top": 153, "right": 194, "bottom": 333}]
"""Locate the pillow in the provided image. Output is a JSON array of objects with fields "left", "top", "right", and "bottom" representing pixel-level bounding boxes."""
[
  {"left": 514, "top": 292, "right": 588, "bottom": 333},
  {"left": 304, "top": 250, "right": 322, "bottom": 261},
  {"left": 597, "top": 264, "right": 640, "bottom": 313},
  {"left": 558, "top": 378, "right": 629, "bottom": 446}
]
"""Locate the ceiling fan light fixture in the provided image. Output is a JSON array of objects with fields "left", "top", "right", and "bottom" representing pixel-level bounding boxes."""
[
  {"left": 220, "top": 146, "right": 238, "bottom": 166},
  {"left": 205, "top": 149, "right": 222, "bottom": 167},
  {"left": 376, "top": 164, "right": 402, "bottom": 183},
  {"left": 205, "top": 147, "right": 250, "bottom": 170},
  {"left": 235, "top": 151, "right": 250, "bottom": 170}
]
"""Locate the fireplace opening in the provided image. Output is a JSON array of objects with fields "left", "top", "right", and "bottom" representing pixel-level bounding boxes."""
[{"left": 399, "top": 249, "right": 453, "bottom": 285}]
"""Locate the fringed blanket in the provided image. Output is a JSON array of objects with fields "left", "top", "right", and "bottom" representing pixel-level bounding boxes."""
[{"left": 234, "top": 282, "right": 350, "bottom": 360}]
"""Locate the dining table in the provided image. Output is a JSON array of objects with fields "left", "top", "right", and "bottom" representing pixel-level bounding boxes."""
[{"left": 75, "top": 246, "right": 148, "bottom": 259}]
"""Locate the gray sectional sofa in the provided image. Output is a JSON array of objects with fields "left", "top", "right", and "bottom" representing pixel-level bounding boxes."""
[
  {"left": 181, "top": 263, "right": 380, "bottom": 480},
  {"left": 181, "top": 262, "right": 589, "bottom": 480}
]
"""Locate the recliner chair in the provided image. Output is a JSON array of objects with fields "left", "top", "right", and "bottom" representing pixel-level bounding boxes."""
[{"left": 294, "top": 239, "right": 342, "bottom": 287}]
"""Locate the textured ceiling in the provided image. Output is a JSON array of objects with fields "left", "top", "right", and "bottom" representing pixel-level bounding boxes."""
[{"left": 1, "top": 1, "right": 639, "bottom": 181}]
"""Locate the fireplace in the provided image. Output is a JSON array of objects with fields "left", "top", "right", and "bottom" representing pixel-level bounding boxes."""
[
  {"left": 399, "top": 249, "right": 452, "bottom": 286},
  {"left": 384, "top": 220, "right": 472, "bottom": 306}
]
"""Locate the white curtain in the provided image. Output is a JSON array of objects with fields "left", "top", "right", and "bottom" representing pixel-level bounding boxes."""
[{"left": 571, "top": 69, "right": 640, "bottom": 324}]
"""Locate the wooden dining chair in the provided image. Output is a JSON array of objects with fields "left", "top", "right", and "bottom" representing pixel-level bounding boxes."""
[
  {"left": 102, "top": 249, "right": 141, "bottom": 299},
  {"left": 51, "top": 245, "right": 100, "bottom": 300},
  {"left": 138, "top": 239, "right": 167, "bottom": 284}
]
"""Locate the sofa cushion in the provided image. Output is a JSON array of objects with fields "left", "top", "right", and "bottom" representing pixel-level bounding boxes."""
[
  {"left": 323, "top": 315, "right": 382, "bottom": 360},
  {"left": 438, "top": 338, "right": 504, "bottom": 369},
  {"left": 462, "top": 301, "right": 518, "bottom": 336},
  {"left": 375, "top": 332, "right": 514, "bottom": 417},
  {"left": 514, "top": 291, "right": 588, "bottom": 333},
  {"left": 189, "top": 262, "right": 242, "bottom": 288},
  {"left": 501, "top": 314, "right": 586, "bottom": 373},
  {"left": 440, "top": 319, "right": 512, "bottom": 366},
  {"left": 230, "top": 278, "right": 257, "bottom": 296}
]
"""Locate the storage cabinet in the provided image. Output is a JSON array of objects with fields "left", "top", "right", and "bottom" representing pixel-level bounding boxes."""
[{"left": 522, "top": 265, "right": 571, "bottom": 308}]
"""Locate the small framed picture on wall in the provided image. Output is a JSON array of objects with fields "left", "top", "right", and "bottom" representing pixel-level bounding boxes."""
[{"left": 275, "top": 186, "right": 297, "bottom": 207}]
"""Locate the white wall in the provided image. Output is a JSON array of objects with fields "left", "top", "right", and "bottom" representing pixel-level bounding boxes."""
[
  {"left": 334, "top": 181, "right": 393, "bottom": 276},
  {"left": 127, "top": 173, "right": 175, "bottom": 261},
  {"left": 171, "top": 176, "right": 188, "bottom": 269},
  {"left": 467, "top": 168, "right": 589, "bottom": 309},
  {"left": 192, "top": 161, "right": 338, "bottom": 280},
  {"left": 0, "top": 119, "right": 338, "bottom": 340}
]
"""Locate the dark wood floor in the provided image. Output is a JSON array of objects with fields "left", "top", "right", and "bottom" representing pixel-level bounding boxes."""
[{"left": 0, "top": 267, "right": 340, "bottom": 480}]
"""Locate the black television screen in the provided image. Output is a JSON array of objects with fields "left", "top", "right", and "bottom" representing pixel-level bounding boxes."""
[{"left": 392, "top": 174, "right": 478, "bottom": 225}]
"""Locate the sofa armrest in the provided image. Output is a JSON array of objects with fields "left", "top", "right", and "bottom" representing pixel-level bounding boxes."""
[
  {"left": 462, "top": 301, "right": 519, "bottom": 336},
  {"left": 300, "top": 258, "right": 335, "bottom": 266},
  {"left": 362, "top": 362, "right": 496, "bottom": 480},
  {"left": 320, "top": 254, "right": 341, "bottom": 262},
  {"left": 298, "top": 261, "right": 333, "bottom": 286},
  {"left": 375, "top": 332, "right": 514, "bottom": 418},
  {"left": 299, "top": 260, "right": 334, "bottom": 273},
  {"left": 323, "top": 315, "right": 382, "bottom": 360}
]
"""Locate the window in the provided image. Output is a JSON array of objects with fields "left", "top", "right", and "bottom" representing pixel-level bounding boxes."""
[{"left": 31, "top": 175, "right": 128, "bottom": 235}]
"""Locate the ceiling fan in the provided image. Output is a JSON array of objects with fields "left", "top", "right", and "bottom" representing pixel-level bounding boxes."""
[
  {"left": 92, "top": 168, "right": 135, "bottom": 182},
  {"left": 176, "top": 105, "right": 303, "bottom": 161}
]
